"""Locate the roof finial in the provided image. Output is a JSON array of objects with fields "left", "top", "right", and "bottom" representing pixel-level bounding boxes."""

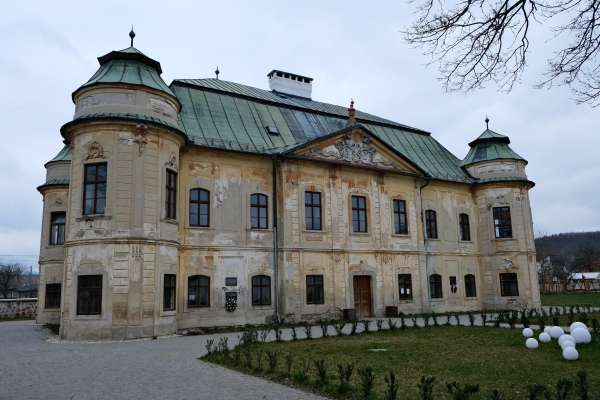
[
  {"left": 485, "top": 116, "right": 490, "bottom": 130},
  {"left": 347, "top": 98, "right": 356, "bottom": 126},
  {"left": 215, "top": 66, "right": 220, "bottom": 80},
  {"left": 129, "top": 26, "right": 136, "bottom": 47}
]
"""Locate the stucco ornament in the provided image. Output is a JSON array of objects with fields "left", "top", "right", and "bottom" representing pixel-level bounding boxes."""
[
  {"left": 165, "top": 153, "right": 178, "bottom": 170},
  {"left": 334, "top": 134, "right": 376, "bottom": 163},
  {"left": 133, "top": 124, "right": 149, "bottom": 155},
  {"left": 85, "top": 141, "right": 105, "bottom": 160}
]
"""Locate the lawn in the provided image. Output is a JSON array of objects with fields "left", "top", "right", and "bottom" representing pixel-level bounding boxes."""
[
  {"left": 542, "top": 292, "right": 600, "bottom": 307},
  {"left": 205, "top": 326, "right": 599, "bottom": 400}
]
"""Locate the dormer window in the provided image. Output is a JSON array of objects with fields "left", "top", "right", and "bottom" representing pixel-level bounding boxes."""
[{"left": 265, "top": 125, "right": 280, "bottom": 136}]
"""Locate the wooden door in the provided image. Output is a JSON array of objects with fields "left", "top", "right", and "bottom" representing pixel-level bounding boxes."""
[{"left": 353, "top": 276, "right": 372, "bottom": 318}]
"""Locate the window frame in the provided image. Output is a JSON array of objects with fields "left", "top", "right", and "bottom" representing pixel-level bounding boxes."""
[
  {"left": 45, "top": 283, "right": 61, "bottom": 309},
  {"left": 306, "top": 274, "right": 324, "bottom": 305},
  {"left": 189, "top": 188, "right": 210, "bottom": 227},
  {"left": 82, "top": 163, "right": 107, "bottom": 215},
  {"left": 465, "top": 274, "right": 477, "bottom": 298},
  {"left": 165, "top": 169, "right": 177, "bottom": 220},
  {"left": 459, "top": 213, "right": 471, "bottom": 241},
  {"left": 351, "top": 195, "right": 368, "bottom": 233},
  {"left": 393, "top": 199, "right": 409, "bottom": 235},
  {"left": 76, "top": 275, "right": 102, "bottom": 315},
  {"left": 250, "top": 193, "right": 269, "bottom": 230},
  {"left": 429, "top": 273, "right": 443, "bottom": 299},
  {"left": 425, "top": 209, "right": 438, "bottom": 239},
  {"left": 398, "top": 273, "right": 413, "bottom": 301},
  {"left": 251, "top": 275, "right": 271, "bottom": 306},
  {"left": 49, "top": 211, "right": 66, "bottom": 245},
  {"left": 499, "top": 273, "right": 519, "bottom": 297},
  {"left": 304, "top": 191, "right": 322, "bottom": 231},
  {"left": 187, "top": 275, "right": 210, "bottom": 308},
  {"left": 493, "top": 206, "right": 513, "bottom": 239},
  {"left": 163, "top": 274, "right": 176, "bottom": 311}
]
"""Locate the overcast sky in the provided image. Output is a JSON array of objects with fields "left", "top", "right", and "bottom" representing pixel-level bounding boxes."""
[{"left": 1, "top": 0, "right": 598, "bottom": 262}]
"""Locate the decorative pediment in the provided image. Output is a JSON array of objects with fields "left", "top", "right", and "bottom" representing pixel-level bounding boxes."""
[
  {"left": 85, "top": 141, "right": 105, "bottom": 160},
  {"left": 292, "top": 128, "right": 422, "bottom": 175}
]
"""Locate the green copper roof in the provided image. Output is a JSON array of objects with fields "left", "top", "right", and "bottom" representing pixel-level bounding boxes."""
[
  {"left": 61, "top": 112, "right": 185, "bottom": 137},
  {"left": 171, "top": 79, "right": 473, "bottom": 183},
  {"left": 46, "top": 145, "right": 71, "bottom": 164},
  {"left": 73, "top": 47, "right": 175, "bottom": 99},
  {"left": 37, "top": 177, "right": 70, "bottom": 193},
  {"left": 462, "top": 129, "right": 525, "bottom": 166}
]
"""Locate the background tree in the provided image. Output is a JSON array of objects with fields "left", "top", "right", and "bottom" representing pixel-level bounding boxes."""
[
  {"left": 0, "top": 264, "right": 23, "bottom": 298},
  {"left": 405, "top": 0, "right": 600, "bottom": 105}
]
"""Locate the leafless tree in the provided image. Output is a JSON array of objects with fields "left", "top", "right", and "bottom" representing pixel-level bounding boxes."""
[
  {"left": 405, "top": 0, "right": 600, "bottom": 105},
  {"left": 0, "top": 264, "right": 24, "bottom": 298}
]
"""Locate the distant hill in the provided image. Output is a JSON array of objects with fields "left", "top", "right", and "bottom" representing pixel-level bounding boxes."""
[{"left": 535, "top": 231, "right": 600, "bottom": 271}]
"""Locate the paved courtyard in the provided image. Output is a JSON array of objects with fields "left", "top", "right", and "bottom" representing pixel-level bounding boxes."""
[{"left": 0, "top": 320, "right": 325, "bottom": 400}]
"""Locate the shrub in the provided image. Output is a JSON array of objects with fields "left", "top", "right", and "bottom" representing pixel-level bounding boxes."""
[
  {"left": 423, "top": 315, "right": 430, "bottom": 328},
  {"left": 553, "top": 316, "right": 560, "bottom": 327},
  {"left": 217, "top": 337, "right": 229, "bottom": 354},
  {"left": 447, "top": 382, "right": 480, "bottom": 400},
  {"left": 432, "top": 311, "right": 439, "bottom": 326},
  {"left": 578, "top": 313, "right": 589, "bottom": 326},
  {"left": 285, "top": 353, "right": 294, "bottom": 377},
  {"left": 337, "top": 363, "right": 354, "bottom": 394},
  {"left": 259, "top": 329, "right": 269, "bottom": 342},
  {"left": 468, "top": 313, "right": 475, "bottom": 327},
  {"left": 377, "top": 319, "right": 384, "bottom": 331},
  {"left": 358, "top": 367, "right": 375, "bottom": 399},
  {"left": 411, "top": 314, "right": 418, "bottom": 327},
  {"left": 399, "top": 313, "right": 406, "bottom": 329},
  {"left": 291, "top": 326, "right": 298, "bottom": 341},
  {"left": 418, "top": 376, "right": 436, "bottom": 400},
  {"left": 254, "top": 349, "right": 263, "bottom": 372},
  {"left": 275, "top": 326, "right": 283, "bottom": 342},
  {"left": 575, "top": 371, "right": 589, "bottom": 400},
  {"left": 445, "top": 313, "right": 452, "bottom": 326},
  {"left": 527, "top": 383, "right": 547, "bottom": 400},
  {"left": 334, "top": 323, "right": 345, "bottom": 336},
  {"left": 304, "top": 323, "right": 313, "bottom": 339},
  {"left": 293, "top": 359, "right": 310, "bottom": 383},
  {"left": 592, "top": 319, "right": 599, "bottom": 335},
  {"left": 384, "top": 371, "right": 400, "bottom": 400},
  {"left": 350, "top": 320, "right": 359, "bottom": 335},
  {"left": 319, "top": 320, "right": 329, "bottom": 337},
  {"left": 388, "top": 318, "right": 398, "bottom": 331},
  {"left": 240, "top": 329, "right": 258, "bottom": 346},
  {"left": 554, "top": 378, "right": 573, "bottom": 400},
  {"left": 481, "top": 312, "right": 488, "bottom": 326},
  {"left": 313, "top": 359, "right": 328, "bottom": 386},
  {"left": 243, "top": 348, "right": 253, "bottom": 369},
  {"left": 489, "top": 389, "right": 505, "bottom": 400},
  {"left": 205, "top": 339, "right": 215, "bottom": 355},
  {"left": 266, "top": 351, "right": 278, "bottom": 373},
  {"left": 453, "top": 314, "right": 460, "bottom": 326}
]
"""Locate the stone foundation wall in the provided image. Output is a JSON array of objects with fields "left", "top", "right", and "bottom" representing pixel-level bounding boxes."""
[{"left": 0, "top": 298, "right": 38, "bottom": 319}]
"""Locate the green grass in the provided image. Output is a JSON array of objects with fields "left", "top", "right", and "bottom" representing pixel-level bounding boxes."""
[
  {"left": 542, "top": 292, "right": 600, "bottom": 307},
  {"left": 206, "top": 326, "right": 600, "bottom": 399}
]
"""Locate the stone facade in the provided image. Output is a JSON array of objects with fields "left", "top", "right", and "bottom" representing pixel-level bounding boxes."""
[{"left": 36, "top": 41, "right": 540, "bottom": 340}]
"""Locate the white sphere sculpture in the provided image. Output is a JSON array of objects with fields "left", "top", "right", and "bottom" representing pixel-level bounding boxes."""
[
  {"left": 570, "top": 322, "right": 587, "bottom": 332},
  {"left": 525, "top": 338, "right": 539, "bottom": 349},
  {"left": 539, "top": 332, "right": 551, "bottom": 343},
  {"left": 550, "top": 326, "right": 564, "bottom": 339},
  {"left": 558, "top": 334, "right": 575, "bottom": 347},
  {"left": 560, "top": 340, "right": 576, "bottom": 350},
  {"left": 571, "top": 328, "right": 592, "bottom": 344},
  {"left": 562, "top": 346, "right": 579, "bottom": 361},
  {"left": 522, "top": 328, "right": 534, "bottom": 338},
  {"left": 544, "top": 326, "right": 553, "bottom": 335}
]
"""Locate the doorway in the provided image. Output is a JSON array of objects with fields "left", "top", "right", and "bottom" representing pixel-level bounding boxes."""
[{"left": 353, "top": 275, "right": 372, "bottom": 318}]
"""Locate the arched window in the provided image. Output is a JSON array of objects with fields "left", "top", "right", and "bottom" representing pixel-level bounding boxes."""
[
  {"left": 465, "top": 274, "right": 477, "bottom": 297},
  {"left": 190, "top": 188, "right": 210, "bottom": 227},
  {"left": 459, "top": 213, "right": 471, "bottom": 241},
  {"left": 251, "top": 275, "right": 271, "bottom": 306},
  {"left": 188, "top": 275, "right": 210, "bottom": 307},
  {"left": 425, "top": 210, "right": 438, "bottom": 239},
  {"left": 250, "top": 193, "right": 268, "bottom": 229},
  {"left": 429, "top": 274, "right": 443, "bottom": 298}
]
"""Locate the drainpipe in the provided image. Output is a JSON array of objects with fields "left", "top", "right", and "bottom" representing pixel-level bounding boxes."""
[
  {"left": 271, "top": 155, "right": 280, "bottom": 323},
  {"left": 417, "top": 177, "right": 431, "bottom": 312}
]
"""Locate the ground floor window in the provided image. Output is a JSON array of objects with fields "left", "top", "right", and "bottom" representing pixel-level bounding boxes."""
[
  {"left": 429, "top": 274, "right": 443, "bottom": 299},
  {"left": 465, "top": 274, "right": 477, "bottom": 297},
  {"left": 45, "top": 283, "right": 61, "bottom": 309},
  {"left": 163, "top": 274, "right": 176, "bottom": 311},
  {"left": 398, "top": 273, "right": 412, "bottom": 300},
  {"left": 500, "top": 273, "right": 519, "bottom": 296},
  {"left": 188, "top": 275, "right": 210, "bottom": 307},
  {"left": 252, "top": 275, "right": 271, "bottom": 306},
  {"left": 77, "top": 275, "right": 102, "bottom": 315},
  {"left": 306, "top": 275, "right": 324, "bottom": 305}
]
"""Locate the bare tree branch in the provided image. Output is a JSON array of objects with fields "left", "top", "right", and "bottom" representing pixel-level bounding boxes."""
[{"left": 0, "top": 264, "right": 24, "bottom": 299}]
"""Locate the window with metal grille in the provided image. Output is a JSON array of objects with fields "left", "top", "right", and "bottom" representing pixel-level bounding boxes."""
[
  {"left": 429, "top": 274, "right": 443, "bottom": 299},
  {"left": 459, "top": 213, "right": 471, "bottom": 241},
  {"left": 190, "top": 188, "right": 210, "bottom": 227},
  {"left": 163, "top": 274, "right": 176, "bottom": 311},
  {"left": 465, "top": 274, "right": 477, "bottom": 297},
  {"left": 165, "top": 170, "right": 177, "bottom": 220},
  {"left": 393, "top": 199, "right": 408, "bottom": 234},
  {"left": 425, "top": 210, "right": 438, "bottom": 239},
  {"left": 252, "top": 275, "right": 271, "bottom": 306},
  {"left": 45, "top": 283, "right": 61, "bottom": 309},
  {"left": 83, "top": 163, "right": 107, "bottom": 215},
  {"left": 188, "top": 275, "right": 210, "bottom": 307},
  {"left": 250, "top": 193, "right": 268, "bottom": 229},
  {"left": 77, "top": 275, "right": 102, "bottom": 315},
  {"left": 398, "top": 273, "right": 413, "bottom": 301},
  {"left": 493, "top": 207, "right": 512, "bottom": 238},
  {"left": 351, "top": 195, "right": 368, "bottom": 233},
  {"left": 306, "top": 275, "right": 324, "bottom": 304},
  {"left": 500, "top": 273, "right": 519, "bottom": 296},
  {"left": 304, "top": 191, "right": 322, "bottom": 231},
  {"left": 49, "top": 212, "right": 66, "bottom": 245}
]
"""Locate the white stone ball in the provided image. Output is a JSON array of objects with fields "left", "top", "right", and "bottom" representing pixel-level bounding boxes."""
[
  {"left": 539, "top": 332, "right": 551, "bottom": 343},
  {"left": 544, "top": 326, "right": 553, "bottom": 334},
  {"left": 560, "top": 340, "right": 576, "bottom": 350},
  {"left": 562, "top": 346, "right": 579, "bottom": 361},
  {"left": 571, "top": 328, "right": 592, "bottom": 344},
  {"left": 570, "top": 322, "right": 587, "bottom": 332},
  {"left": 558, "top": 334, "right": 575, "bottom": 347},
  {"left": 525, "top": 338, "right": 539, "bottom": 349},
  {"left": 522, "top": 327, "right": 534, "bottom": 338},
  {"left": 550, "top": 326, "right": 564, "bottom": 339}
]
